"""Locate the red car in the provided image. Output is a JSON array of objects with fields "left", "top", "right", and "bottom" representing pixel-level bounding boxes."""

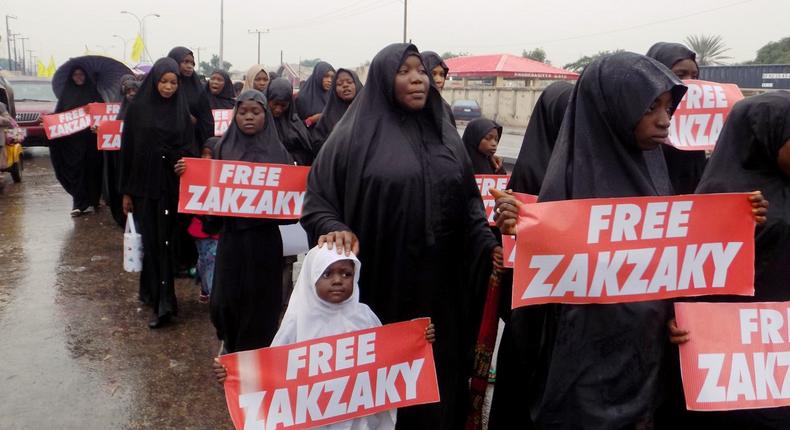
[{"left": 9, "top": 77, "right": 56, "bottom": 147}]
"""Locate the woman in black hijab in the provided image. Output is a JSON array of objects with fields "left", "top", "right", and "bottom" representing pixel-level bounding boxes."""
[
  {"left": 208, "top": 90, "right": 295, "bottom": 354},
  {"left": 462, "top": 117, "right": 505, "bottom": 174},
  {"left": 646, "top": 42, "right": 707, "bottom": 195},
  {"left": 266, "top": 77, "right": 313, "bottom": 165},
  {"left": 167, "top": 47, "right": 214, "bottom": 148},
  {"left": 310, "top": 68, "right": 363, "bottom": 153},
  {"left": 120, "top": 57, "right": 196, "bottom": 328},
  {"left": 51, "top": 66, "right": 104, "bottom": 216},
  {"left": 422, "top": 51, "right": 456, "bottom": 127},
  {"left": 104, "top": 75, "right": 140, "bottom": 228},
  {"left": 295, "top": 61, "right": 335, "bottom": 127},
  {"left": 205, "top": 69, "right": 236, "bottom": 109},
  {"left": 301, "top": 43, "right": 499, "bottom": 430}
]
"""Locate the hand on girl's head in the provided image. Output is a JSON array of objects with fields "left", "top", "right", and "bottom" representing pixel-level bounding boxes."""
[{"left": 315, "top": 260, "right": 355, "bottom": 304}]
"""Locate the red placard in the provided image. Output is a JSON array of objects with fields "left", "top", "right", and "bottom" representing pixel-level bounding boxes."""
[
  {"left": 668, "top": 80, "right": 744, "bottom": 151},
  {"left": 42, "top": 106, "right": 91, "bottom": 139},
  {"left": 475, "top": 175, "right": 510, "bottom": 226},
  {"left": 512, "top": 193, "right": 755, "bottom": 308},
  {"left": 503, "top": 234, "right": 516, "bottom": 268},
  {"left": 219, "top": 318, "right": 439, "bottom": 430},
  {"left": 86, "top": 102, "right": 121, "bottom": 127},
  {"left": 214, "top": 109, "right": 233, "bottom": 136},
  {"left": 96, "top": 120, "right": 123, "bottom": 151},
  {"left": 178, "top": 158, "right": 308, "bottom": 219},
  {"left": 676, "top": 302, "right": 790, "bottom": 411}
]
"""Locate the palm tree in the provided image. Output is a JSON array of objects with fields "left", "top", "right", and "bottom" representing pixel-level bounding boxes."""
[{"left": 685, "top": 34, "right": 731, "bottom": 66}]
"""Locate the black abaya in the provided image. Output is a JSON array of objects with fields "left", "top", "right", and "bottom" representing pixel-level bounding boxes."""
[
  {"left": 206, "top": 70, "right": 236, "bottom": 109},
  {"left": 105, "top": 75, "right": 139, "bottom": 227},
  {"left": 266, "top": 78, "right": 314, "bottom": 166},
  {"left": 301, "top": 43, "right": 497, "bottom": 430},
  {"left": 167, "top": 47, "right": 215, "bottom": 149},
  {"left": 295, "top": 61, "right": 334, "bottom": 121},
  {"left": 310, "top": 68, "right": 363, "bottom": 153}
]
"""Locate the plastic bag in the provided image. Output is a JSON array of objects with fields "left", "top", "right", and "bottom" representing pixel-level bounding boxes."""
[{"left": 123, "top": 213, "right": 143, "bottom": 272}]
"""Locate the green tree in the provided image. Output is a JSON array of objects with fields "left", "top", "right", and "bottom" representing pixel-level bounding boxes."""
[
  {"left": 198, "top": 54, "right": 232, "bottom": 76},
  {"left": 522, "top": 48, "right": 548, "bottom": 63},
  {"left": 563, "top": 50, "right": 622, "bottom": 72},
  {"left": 752, "top": 36, "right": 790, "bottom": 64},
  {"left": 300, "top": 58, "right": 323, "bottom": 67},
  {"left": 441, "top": 51, "right": 468, "bottom": 60},
  {"left": 685, "top": 34, "right": 731, "bottom": 66}
]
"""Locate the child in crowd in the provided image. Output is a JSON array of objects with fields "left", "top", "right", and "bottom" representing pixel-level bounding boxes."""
[
  {"left": 188, "top": 137, "right": 220, "bottom": 302},
  {"left": 462, "top": 118, "right": 507, "bottom": 175}
]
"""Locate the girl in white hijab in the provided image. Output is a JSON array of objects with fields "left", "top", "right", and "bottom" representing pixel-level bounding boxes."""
[{"left": 242, "top": 64, "right": 270, "bottom": 93}]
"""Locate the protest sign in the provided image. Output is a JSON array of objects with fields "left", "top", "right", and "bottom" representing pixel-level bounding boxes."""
[
  {"left": 475, "top": 175, "right": 510, "bottom": 226},
  {"left": 214, "top": 109, "right": 233, "bottom": 136},
  {"left": 96, "top": 120, "right": 122, "bottom": 151},
  {"left": 668, "top": 80, "right": 744, "bottom": 151},
  {"left": 87, "top": 102, "right": 121, "bottom": 127},
  {"left": 42, "top": 106, "right": 91, "bottom": 139}
]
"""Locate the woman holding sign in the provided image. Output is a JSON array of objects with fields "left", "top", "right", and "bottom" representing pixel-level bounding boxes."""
[
  {"left": 120, "top": 57, "right": 196, "bottom": 328},
  {"left": 51, "top": 66, "right": 104, "bottom": 217},
  {"left": 301, "top": 43, "right": 500, "bottom": 430}
]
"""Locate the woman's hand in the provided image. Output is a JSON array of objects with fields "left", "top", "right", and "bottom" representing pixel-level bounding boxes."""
[
  {"left": 490, "top": 155, "right": 504, "bottom": 172},
  {"left": 668, "top": 318, "right": 690, "bottom": 345},
  {"left": 749, "top": 191, "right": 768, "bottom": 225},
  {"left": 491, "top": 188, "right": 521, "bottom": 236},
  {"left": 425, "top": 323, "right": 436, "bottom": 344},
  {"left": 213, "top": 358, "right": 227, "bottom": 384},
  {"left": 190, "top": 114, "right": 198, "bottom": 125},
  {"left": 492, "top": 246, "right": 504, "bottom": 270},
  {"left": 122, "top": 194, "right": 134, "bottom": 216},
  {"left": 307, "top": 113, "right": 322, "bottom": 126},
  {"left": 174, "top": 158, "right": 186, "bottom": 176},
  {"left": 318, "top": 231, "right": 360, "bottom": 256}
]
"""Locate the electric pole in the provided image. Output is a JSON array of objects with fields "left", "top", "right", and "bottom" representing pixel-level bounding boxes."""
[
  {"left": 219, "top": 0, "right": 224, "bottom": 66},
  {"left": 5, "top": 15, "right": 16, "bottom": 71},
  {"left": 248, "top": 29, "right": 270, "bottom": 65},
  {"left": 402, "top": 0, "right": 407, "bottom": 43}
]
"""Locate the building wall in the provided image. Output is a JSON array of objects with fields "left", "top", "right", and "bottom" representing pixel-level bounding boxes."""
[{"left": 441, "top": 86, "right": 544, "bottom": 127}]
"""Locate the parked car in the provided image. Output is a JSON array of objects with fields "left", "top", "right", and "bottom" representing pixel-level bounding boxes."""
[
  {"left": 9, "top": 77, "right": 56, "bottom": 147},
  {"left": 451, "top": 99, "right": 482, "bottom": 121}
]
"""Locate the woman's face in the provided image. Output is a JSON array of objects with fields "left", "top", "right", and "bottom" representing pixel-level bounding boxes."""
[
  {"left": 778, "top": 138, "right": 790, "bottom": 177},
  {"left": 634, "top": 91, "right": 673, "bottom": 150},
  {"left": 394, "top": 55, "right": 429, "bottom": 111},
  {"left": 335, "top": 71, "right": 357, "bottom": 102},
  {"left": 253, "top": 70, "right": 269, "bottom": 92},
  {"left": 315, "top": 260, "right": 355, "bottom": 304},
  {"left": 478, "top": 128, "right": 500, "bottom": 157},
  {"left": 322, "top": 70, "right": 335, "bottom": 91},
  {"left": 124, "top": 87, "right": 137, "bottom": 102},
  {"left": 268, "top": 100, "right": 289, "bottom": 118},
  {"left": 209, "top": 73, "right": 225, "bottom": 95},
  {"left": 72, "top": 69, "right": 86, "bottom": 86},
  {"left": 671, "top": 59, "right": 699, "bottom": 80},
  {"left": 157, "top": 72, "right": 179, "bottom": 98},
  {"left": 179, "top": 54, "right": 195, "bottom": 77},
  {"left": 431, "top": 65, "right": 446, "bottom": 91},
  {"left": 235, "top": 100, "right": 266, "bottom": 135}
]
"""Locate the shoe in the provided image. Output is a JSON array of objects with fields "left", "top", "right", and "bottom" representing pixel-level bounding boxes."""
[
  {"left": 148, "top": 313, "right": 172, "bottom": 329},
  {"left": 81, "top": 206, "right": 95, "bottom": 214},
  {"left": 70, "top": 208, "right": 83, "bottom": 217}
]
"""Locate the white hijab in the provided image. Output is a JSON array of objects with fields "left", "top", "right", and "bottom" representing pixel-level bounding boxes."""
[{"left": 271, "top": 246, "right": 395, "bottom": 430}]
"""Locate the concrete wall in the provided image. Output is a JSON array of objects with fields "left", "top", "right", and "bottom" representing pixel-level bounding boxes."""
[{"left": 441, "top": 86, "right": 544, "bottom": 128}]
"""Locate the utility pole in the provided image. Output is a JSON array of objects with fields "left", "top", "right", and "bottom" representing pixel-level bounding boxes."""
[
  {"left": 11, "top": 33, "right": 20, "bottom": 72},
  {"left": 26, "top": 49, "right": 34, "bottom": 75},
  {"left": 248, "top": 29, "right": 270, "bottom": 65},
  {"left": 5, "top": 15, "right": 16, "bottom": 71},
  {"left": 18, "top": 36, "right": 28, "bottom": 74},
  {"left": 280, "top": 50, "right": 283, "bottom": 68},
  {"left": 402, "top": 0, "right": 407, "bottom": 43},
  {"left": 112, "top": 35, "right": 129, "bottom": 61},
  {"left": 219, "top": 0, "right": 224, "bottom": 66}
]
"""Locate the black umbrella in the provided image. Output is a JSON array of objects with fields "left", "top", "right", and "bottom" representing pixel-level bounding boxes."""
[{"left": 52, "top": 55, "right": 133, "bottom": 103}]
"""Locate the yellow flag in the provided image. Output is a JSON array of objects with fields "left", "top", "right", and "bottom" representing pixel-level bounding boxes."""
[
  {"left": 37, "top": 60, "right": 46, "bottom": 77},
  {"left": 46, "top": 56, "right": 56, "bottom": 78},
  {"left": 130, "top": 34, "right": 144, "bottom": 63}
]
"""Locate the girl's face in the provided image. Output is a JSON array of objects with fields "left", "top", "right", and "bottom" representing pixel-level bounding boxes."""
[
  {"left": 322, "top": 70, "right": 336, "bottom": 91},
  {"left": 335, "top": 71, "right": 357, "bottom": 102},
  {"left": 394, "top": 55, "right": 429, "bottom": 111},
  {"left": 478, "top": 128, "right": 499, "bottom": 157},
  {"left": 235, "top": 100, "right": 266, "bottom": 135},
  {"left": 671, "top": 59, "right": 699, "bottom": 80},
  {"left": 778, "top": 138, "right": 790, "bottom": 177},
  {"left": 634, "top": 91, "right": 673, "bottom": 150},
  {"left": 315, "top": 260, "right": 355, "bottom": 304},
  {"left": 180, "top": 54, "right": 196, "bottom": 77},
  {"left": 157, "top": 72, "right": 179, "bottom": 98},
  {"left": 431, "top": 65, "right": 446, "bottom": 91},
  {"left": 268, "top": 100, "right": 289, "bottom": 118},
  {"left": 72, "top": 69, "right": 86, "bottom": 86},
  {"left": 254, "top": 70, "right": 269, "bottom": 92},
  {"left": 209, "top": 73, "right": 225, "bottom": 95},
  {"left": 124, "top": 87, "right": 137, "bottom": 102}
]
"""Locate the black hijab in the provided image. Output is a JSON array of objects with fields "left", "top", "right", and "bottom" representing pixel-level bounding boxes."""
[
  {"left": 462, "top": 117, "right": 502, "bottom": 174},
  {"left": 55, "top": 66, "right": 103, "bottom": 112},
  {"left": 311, "top": 68, "right": 363, "bottom": 152},
  {"left": 167, "top": 46, "right": 214, "bottom": 145},
  {"left": 205, "top": 70, "right": 236, "bottom": 109},
  {"left": 117, "top": 74, "right": 141, "bottom": 120},
  {"left": 531, "top": 52, "right": 686, "bottom": 429},
  {"left": 696, "top": 92, "right": 790, "bottom": 300},
  {"left": 295, "top": 61, "right": 334, "bottom": 119},
  {"left": 508, "top": 81, "right": 572, "bottom": 194},
  {"left": 266, "top": 78, "right": 314, "bottom": 165},
  {"left": 645, "top": 42, "right": 708, "bottom": 195},
  {"left": 421, "top": 50, "right": 456, "bottom": 127}
]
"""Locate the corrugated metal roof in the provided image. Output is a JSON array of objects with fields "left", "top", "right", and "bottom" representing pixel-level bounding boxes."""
[{"left": 444, "top": 54, "right": 578, "bottom": 80}]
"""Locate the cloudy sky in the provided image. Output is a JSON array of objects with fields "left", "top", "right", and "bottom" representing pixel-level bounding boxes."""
[{"left": 2, "top": 0, "right": 787, "bottom": 72}]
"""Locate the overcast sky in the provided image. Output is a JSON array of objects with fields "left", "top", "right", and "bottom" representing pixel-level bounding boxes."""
[{"left": 2, "top": 0, "right": 787, "bottom": 72}]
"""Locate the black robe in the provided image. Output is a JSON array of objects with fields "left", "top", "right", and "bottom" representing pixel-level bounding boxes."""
[
  {"left": 119, "top": 57, "right": 196, "bottom": 318},
  {"left": 528, "top": 52, "right": 686, "bottom": 429},
  {"left": 422, "top": 51, "right": 457, "bottom": 127},
  {"left": 295, "top": 61, "right": 334, "bottom": 121},
  {"left": 206, "top": 70, "right": 236, "bottom": 110},
  {"left": 300, "top": 43, "right": 497, "bottom": 430},
  {"left": 50, "top": 67, "right": 104, "bottom": 210},
  {"left": 646, "top": 42, "right": 708, "bottom": 195},
  {"left": 462, "top": 117, "right": 505, "bottom": 174},
  {"left": 209, "top": 90, "right": 296, "bottom": 354},
  {"left": 310, "top": 68, "right": 363, "bottom": 154},
  {"left": 105, "top": 75, "right": 139, "bottom": 227},
  {"left": 266, "top": 77, "right": 314, "bottom": 166},
  {"left": 167, "top": 47, "right": 215, "bottom": 149}
]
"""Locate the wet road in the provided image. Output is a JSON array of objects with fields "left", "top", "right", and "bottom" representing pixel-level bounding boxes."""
[{"left": 0, "top": 150, "right": 233, "bottom": 429}]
